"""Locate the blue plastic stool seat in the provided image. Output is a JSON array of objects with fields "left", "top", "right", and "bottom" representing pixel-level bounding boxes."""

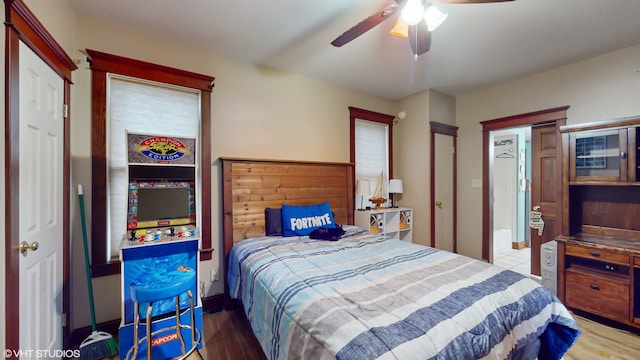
[
  {"left": 130, "top": 266, "right": 195, "bottom": 303},
  {"left": 126, "top": 266, "right": 201, "bottom": 360}
]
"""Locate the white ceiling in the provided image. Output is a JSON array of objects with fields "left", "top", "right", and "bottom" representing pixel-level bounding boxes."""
[{"left": 68, "top": 0, "right": 640, "bottom": 100}]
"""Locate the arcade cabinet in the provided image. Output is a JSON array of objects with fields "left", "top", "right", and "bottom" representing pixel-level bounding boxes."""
[{"left": 118, "top": 133, "right": 203, "bottom": 359}]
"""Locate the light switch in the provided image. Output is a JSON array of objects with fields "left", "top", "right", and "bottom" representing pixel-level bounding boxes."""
[{"left": 471, "top": 179, "right": 482, "bottom": 188}]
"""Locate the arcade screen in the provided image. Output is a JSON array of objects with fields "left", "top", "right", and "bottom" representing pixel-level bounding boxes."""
[
  {"left": 137, "top": 187, "right": 189, "bottom": 222},
  {"left": 127, "top": 181, "right": 195, "bottom": 229}
]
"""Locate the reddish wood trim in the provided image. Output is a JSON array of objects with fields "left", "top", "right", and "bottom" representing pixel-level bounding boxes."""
[
  {"left": 348, "top": 107, "right": 396, "bottom": 125},
  {"left": 5, "top": 0, "right": 76, "bottom": 80},
  {"left": 430, "top": 130, "right": 436, "bottom": 248},
  {"left": 349, "top": 106, "right": 395, "bottom": 179},
  {"left": 5, "top": 17, "right": 21, "bottom": 354},
  {"left": 89, "top": 51, "right": 215, "bottom": 275},
  {"left": 86, "top": 49, "right": 214, "bottom": 91},
  {"left": 430, "top": 122, "right": 459, "bottom": 251},
  {"left": 481, "top": 106, "right": 569, "bottom": 261},
  {"left": 5, "top": 0, "right": 77, "bottom": 350},
  {"left": 90, "top": 69, "right": 109, "bottom": 268},
  {"left": 430, "top": 121, "right": 458, "bottom": 137},
  {"left": 480, "top": 106, "right": 570, "bottom": 131},
  {"left": 453, "top": 134, "right": 458, "bottom": 253},
  {"left": 200, "top": 91, "right": 212, "bottom": 260},
  {"left": 482, "top": 130, "right": 492, "bottom": 261}
]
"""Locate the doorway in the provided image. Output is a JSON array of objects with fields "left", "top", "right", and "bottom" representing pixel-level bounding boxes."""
[
  {"left": 480, "top": 107, "right": 569, "bottom": 277},
  {"left": 491, "top": 128, "right": 532, "bottom": 276},
  {"left": 430, "top": 122, "right": 458, "bottom": 252},
  {"left": 4, "top": 2, "right": 76, "bottom": 351}
]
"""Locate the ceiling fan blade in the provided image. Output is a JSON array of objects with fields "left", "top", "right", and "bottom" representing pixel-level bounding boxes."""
[
  {"left": 331, "top": 3, "right": 401, "bottom": 47},
  {"left": 408, "top": 20, "right": 431, "bottom": 57},
  {"left": 435, "top": 0, "right": 514, "bottom": 3}
]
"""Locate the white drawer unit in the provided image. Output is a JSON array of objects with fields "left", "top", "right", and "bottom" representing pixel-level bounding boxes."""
[{"left": 354, "top": 207, "right": 413, "bottom": 242}]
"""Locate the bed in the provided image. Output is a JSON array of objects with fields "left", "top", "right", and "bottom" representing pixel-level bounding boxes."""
[{"left": 221, "top": 158, "right": 580, "bottom": 360}]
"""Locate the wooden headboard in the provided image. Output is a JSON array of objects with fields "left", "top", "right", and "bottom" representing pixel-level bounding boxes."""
[{"left": 220, "top": 158, "right": 354, "bottom": 261}]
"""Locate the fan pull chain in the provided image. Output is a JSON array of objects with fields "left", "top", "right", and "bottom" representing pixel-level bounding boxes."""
[{"left": 414, "top": 25, "right": 419, "bottom": 61}]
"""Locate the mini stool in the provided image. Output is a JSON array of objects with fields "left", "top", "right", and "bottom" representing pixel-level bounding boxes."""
[{"left": 126, "top": 266, "right": 201, "bottom": 360}]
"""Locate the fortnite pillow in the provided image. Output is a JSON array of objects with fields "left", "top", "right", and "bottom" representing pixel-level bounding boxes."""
[{"left": 281, "top": 202, "right": 337, "bottom": 237}]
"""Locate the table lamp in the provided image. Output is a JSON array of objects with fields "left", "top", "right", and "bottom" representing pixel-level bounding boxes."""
[
  {"left": 388, "top": 179, "right": 403, "bottom": 208},
  {"left": 355, "top": 180, "right": 371, "bottom": 211}
]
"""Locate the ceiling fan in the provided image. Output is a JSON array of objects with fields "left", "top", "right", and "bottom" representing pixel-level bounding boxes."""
[{"left": 331, "top": 0, "right": 514, "bottom": 58}]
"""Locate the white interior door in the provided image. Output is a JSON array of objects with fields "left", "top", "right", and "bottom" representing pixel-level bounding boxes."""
[
  {"left": 18, "top": 40, "right": 64, "bottom": 355},
  {"left": 434, "top": 133, "right": 454, "bottom": 252}
]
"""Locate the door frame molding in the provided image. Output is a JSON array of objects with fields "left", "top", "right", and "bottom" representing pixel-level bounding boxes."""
[
  {"left": 4, "top": 0, "right": 76, "bottom": 350},
  {"left": 480, "top": 106, "right": 569, "bottom": 262},
  {"left": 430, "top": 121, "right": 458, "bottom": 251}
]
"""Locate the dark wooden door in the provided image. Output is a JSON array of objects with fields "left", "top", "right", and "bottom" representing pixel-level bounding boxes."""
[{"left": 530, "top": 123, "right": 560, "bottom": 275}]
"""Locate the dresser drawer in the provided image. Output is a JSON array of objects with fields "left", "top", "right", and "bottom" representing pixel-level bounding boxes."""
[
  {"left": 566, "top": 244, "right": 630, "bottom": 264},
  {"left": 565, "top": 268, "right": 630, "bottom": 321}
]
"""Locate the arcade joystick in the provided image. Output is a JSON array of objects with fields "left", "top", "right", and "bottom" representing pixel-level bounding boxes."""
[{"left": 169, "top": 227, "right": 176, "bottom": 237}]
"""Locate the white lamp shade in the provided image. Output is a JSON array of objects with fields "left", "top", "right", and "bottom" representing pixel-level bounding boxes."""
[
  {"left": 401, "top": 0, "right": 426, "bottom": 26},
  {"left": 356, "top": 180, "right": 371, "bottom": 196},
  {"left": 389, "top": 179, "right": 404, "bottom": 194},
  {"left": 425, "top": 5, "right": 448, "bottom": 31}
]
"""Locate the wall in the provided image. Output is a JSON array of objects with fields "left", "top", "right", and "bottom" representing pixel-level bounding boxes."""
[
  {"left": 393, "top": 89, "right": 455, "bottom": 248},
  {"left": 394, "top": 92, "right": 430, "bottom": 246},
  {"left": 456, "top": 44, "right": 640, "bottom": 259}
]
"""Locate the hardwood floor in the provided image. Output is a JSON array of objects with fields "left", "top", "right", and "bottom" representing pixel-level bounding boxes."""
[
  {"left": 564, "top": 314, "right": 640, "bottom": 360},
  {"left": 198, "top": 307, "right": 266, "bottom": 360},
  {"left": 108, "top": 308, "right": 640, "bottom": 359},
  {"left": 199, "top": 308, "right": 640, "bottom": 360}
]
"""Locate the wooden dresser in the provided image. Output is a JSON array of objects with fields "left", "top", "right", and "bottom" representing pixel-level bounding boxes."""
[{"left": 557, "top": 116, "right": 640, "bottom": 329}]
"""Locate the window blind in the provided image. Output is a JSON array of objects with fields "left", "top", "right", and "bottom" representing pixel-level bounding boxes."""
[
  {"left": 355, "top": 119, "right": 389, "bottom": 207},
  {"left": 107, "top": 76, "right": 200, "bottom": 259}
]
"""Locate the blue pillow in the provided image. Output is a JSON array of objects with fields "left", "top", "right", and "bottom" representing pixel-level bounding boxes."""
[
  {"left": 281, "top": 202, "right": 337, "bottom": 237},
  {"left": 264, "top": 207, "right": 283, "bottom": 236}
]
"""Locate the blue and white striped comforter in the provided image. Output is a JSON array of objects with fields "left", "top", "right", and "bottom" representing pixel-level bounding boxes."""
[{"left": 228, "top": 226, "right": 580, "bottom": 360}]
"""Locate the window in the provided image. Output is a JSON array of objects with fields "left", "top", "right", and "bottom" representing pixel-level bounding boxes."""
[
  {"left": 107, "top": 76, "right": 200, "bottom": 259},
  {"left": 88, "top": 50, "right": 214, "bottom": 276},
  {"left": 349, "top": 107, "right": 394, "bottom": 208}
]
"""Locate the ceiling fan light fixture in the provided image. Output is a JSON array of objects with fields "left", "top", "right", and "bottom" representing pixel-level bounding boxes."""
[
  {"left": 390, "top": 18, "right": 409, "bottom": 38},
  {"left": 424, "top": 4, "right": 448, "bottom": 31},
  {"left": 401, "top": 0, "right": 426, "bottom": 26}
]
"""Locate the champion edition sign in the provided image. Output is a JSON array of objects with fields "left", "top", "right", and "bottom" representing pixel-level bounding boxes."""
[{"left": 127, "top": 133, "right": 196, "bottom": 165}]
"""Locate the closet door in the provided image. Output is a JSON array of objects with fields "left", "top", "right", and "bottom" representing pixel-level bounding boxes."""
[{"left": 430, "top": 122, "right": 458, "bottom": 252}]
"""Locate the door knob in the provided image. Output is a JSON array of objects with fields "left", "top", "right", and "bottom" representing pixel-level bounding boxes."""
[
  {"left": 19, "top": 241, "right": 39, "bottom": 255},
  {"left": 435, "top": 201, "right": 442, "bottom": 208}
]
